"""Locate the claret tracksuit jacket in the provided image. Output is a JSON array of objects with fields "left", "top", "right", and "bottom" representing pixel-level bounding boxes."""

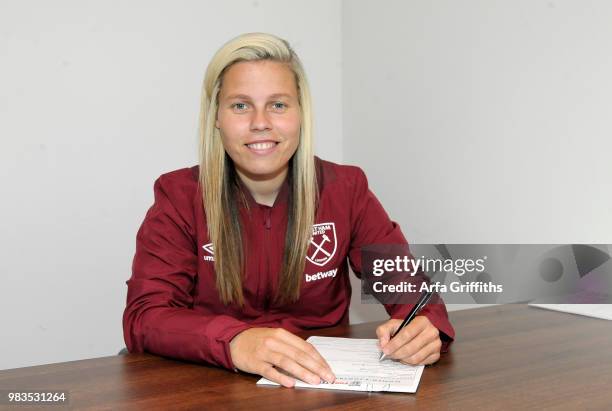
[{"left": 123, "top": 157, "right": 455, "bottom": 370}]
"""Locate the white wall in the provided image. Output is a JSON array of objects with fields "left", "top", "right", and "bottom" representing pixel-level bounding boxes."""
[
  {"left": 0, "top": 0, "right": 342, "bottom": 370},
  {"left": 344, "top": 0, "right": 612, "bottom": 322},
  {"left": 343, "top": 0, "right": 612, "bottom": 244}
]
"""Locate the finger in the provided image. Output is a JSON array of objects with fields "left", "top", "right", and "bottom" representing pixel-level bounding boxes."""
[
  {"left": 422, "top": 351, "right": 441, "bottom": 365},
  {"left": 402, "top": 350, "right": 440, "bottom": 366},
  {"left": 390, "top": 326, "right": 439, "bottom": 360},
  {"left": 273, "top": 330, "right": 335, "bottom": 382},
  {"left": 382, "top": 318, "right": 428, "bottom": 357},
  {"left": 376, "top": 320, "right": 396, "bottom": 349},
  {"left": 277, "top": 330, "right": 333, "bottom": 369},
  {"left": 265, "top": 337, "right": 333, "bottom": 383},
  {"left": 376, "top": 318, "right": 402, "bottom": 350},
  {"left": 267, "top": 351, "right": 322, "bottom": 385},
  {"left": 400, "top": 339, "right": 442, "bottom": 365},
  {"left": 260, "top": 364, "right": 296, "bottom": 388}
]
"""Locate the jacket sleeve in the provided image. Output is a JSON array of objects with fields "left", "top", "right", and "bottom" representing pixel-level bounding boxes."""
[
  {"left": 122, "top": 175, "right": 252, "bottom": 370},
  {"left": 346, "top": 167, "right": 455, "bottom": 352}
]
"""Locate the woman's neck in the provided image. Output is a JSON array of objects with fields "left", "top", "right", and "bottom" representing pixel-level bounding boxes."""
[{"left": 236, "top": 166, "right": 288, "bottom": 207}]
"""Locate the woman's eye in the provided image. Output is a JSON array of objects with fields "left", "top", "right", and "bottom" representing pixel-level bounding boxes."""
[
  {"left": 232, "top": 103, "right": 248, "bottom": 111},
  {"left": 272, "top": 102, "right": 286, "bottom": 110}
]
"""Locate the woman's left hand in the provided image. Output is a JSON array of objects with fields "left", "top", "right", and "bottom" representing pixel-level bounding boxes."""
[{"left": 376, "top": 315, "right": 442, "bottom": 365}]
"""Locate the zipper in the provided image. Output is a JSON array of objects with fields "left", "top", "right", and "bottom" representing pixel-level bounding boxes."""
[
  {"left": 264, "top": 207, "right": 272, "bottom": 230},
  {"left": 263, "top": 206, "right": 272, "bottom": 310}
]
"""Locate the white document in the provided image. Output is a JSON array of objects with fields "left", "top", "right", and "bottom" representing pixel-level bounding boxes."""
[
  {"left": 529, "top": 304, "right": 612, "bottom": 321},
  {"left": 256, "top": 336, "right": 424, "bottom": 393}
]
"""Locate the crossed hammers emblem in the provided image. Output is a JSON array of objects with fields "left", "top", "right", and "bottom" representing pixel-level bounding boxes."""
[{"left": 310, "top": 234, "right": 332, "bottom": 260}]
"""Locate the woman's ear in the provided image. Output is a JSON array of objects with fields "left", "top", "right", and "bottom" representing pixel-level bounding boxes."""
[{"left": 215, "top": 118, "right": 220, "bottom": 129}]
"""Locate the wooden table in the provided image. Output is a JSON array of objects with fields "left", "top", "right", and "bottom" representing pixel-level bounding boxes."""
[{"left": 2, "top": 305, "right": 612, "bottom": 410}]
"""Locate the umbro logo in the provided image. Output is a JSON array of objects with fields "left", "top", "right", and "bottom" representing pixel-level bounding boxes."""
[{"left": 202, "top": 243, "right": 214, "bottom": 261}]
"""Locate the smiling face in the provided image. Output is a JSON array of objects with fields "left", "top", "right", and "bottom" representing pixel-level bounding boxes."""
[{"left": 216, "top": 60, "right": 301, "bottom": 182}]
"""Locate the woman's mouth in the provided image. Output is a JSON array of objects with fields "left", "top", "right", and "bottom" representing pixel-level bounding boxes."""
[{"left": 245, "top": 141, "right": 279, "bottom": 155}]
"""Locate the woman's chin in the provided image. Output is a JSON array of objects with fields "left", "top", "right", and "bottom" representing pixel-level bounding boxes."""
[{"left": 236, "top": 164, "right": 288, "bottom": 182}]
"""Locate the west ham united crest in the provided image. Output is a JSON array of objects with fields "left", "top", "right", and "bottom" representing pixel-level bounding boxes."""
[{"left": 306, "top": 222, "right": 337, "bottom": 266}]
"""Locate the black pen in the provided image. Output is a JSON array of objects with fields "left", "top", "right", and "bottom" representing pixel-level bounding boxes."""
[{"left": 379, "top": 290, "right": 434, "bottom": 361}]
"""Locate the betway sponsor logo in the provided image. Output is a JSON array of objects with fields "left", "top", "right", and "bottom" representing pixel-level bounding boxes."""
[{"left": 305, "top": 268, "right": 338, "bottom": 283}]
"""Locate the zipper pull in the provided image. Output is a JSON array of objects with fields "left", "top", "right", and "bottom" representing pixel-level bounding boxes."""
[{"left": 264, "top": 207, "right": 271, "bottom": 229}]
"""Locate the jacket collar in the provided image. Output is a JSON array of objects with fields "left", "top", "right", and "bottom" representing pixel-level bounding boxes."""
[{"left": 236, "top": 174, "right": 290, "bottom": 209}]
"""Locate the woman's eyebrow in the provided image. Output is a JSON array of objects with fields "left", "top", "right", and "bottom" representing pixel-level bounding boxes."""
[
  {"left": 268, "top": 93, "right": 293, "bottom": 99},
  {"left": 224, "top": 93, "right": 252, "bottom": 100}
]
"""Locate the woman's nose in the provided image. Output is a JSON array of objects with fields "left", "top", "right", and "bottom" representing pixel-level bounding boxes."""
[{"left": 250, "top": 108, "right": 272, "bottom": 132}]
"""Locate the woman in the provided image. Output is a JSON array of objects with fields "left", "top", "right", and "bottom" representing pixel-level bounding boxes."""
[{"left": 123, "top": 32, "right": 455, "bottom": 388}]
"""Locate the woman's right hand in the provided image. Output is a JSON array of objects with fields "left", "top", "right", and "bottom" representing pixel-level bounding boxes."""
[{"left": 229, "top": 327, "right": 336, "bottom": 387}]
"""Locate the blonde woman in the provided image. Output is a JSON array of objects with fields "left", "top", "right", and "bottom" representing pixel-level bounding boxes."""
[{"left": 123, "top": 33, "right": 455, "bottom": 387}]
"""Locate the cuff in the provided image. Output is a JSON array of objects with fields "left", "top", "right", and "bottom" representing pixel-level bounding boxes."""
[{"left": 204, "top": 315, "right": 254, "bottom": 370}]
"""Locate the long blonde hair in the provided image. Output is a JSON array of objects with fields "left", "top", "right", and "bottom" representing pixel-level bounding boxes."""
[{"left": 199, "top": 32, "right": 317, "bottom": 306}]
